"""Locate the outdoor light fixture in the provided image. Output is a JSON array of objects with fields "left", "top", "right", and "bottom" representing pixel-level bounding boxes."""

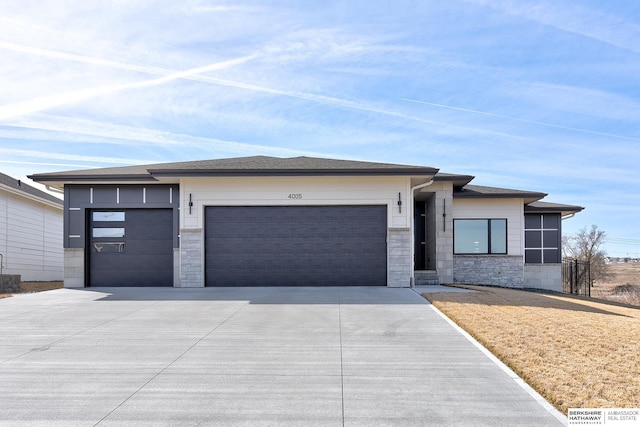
[{"left": 443, "top": 198, "right": 447, "bottom": 232}]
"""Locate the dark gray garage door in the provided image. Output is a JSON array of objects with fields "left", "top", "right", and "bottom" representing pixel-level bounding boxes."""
[
  {"left": 89, "top": 209, "right": 173, "bottom": 287},
  {"left": 205, "top": 206, "right": 387, "bottom": 286}
]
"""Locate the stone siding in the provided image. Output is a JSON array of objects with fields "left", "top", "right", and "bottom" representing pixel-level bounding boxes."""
[
  {"left": 524, "top": 264, "right": 562, "bottom": 292},
  {"left": 64, "top": 248, "right": 85, "bottom": 288},
  {"left": 453, "top": 255, "right": 524, "bottom": 288},
  {"left": 0, "top": 275, "right": 21, "bottom": 293},
  {"left": 388, "top": 228, "right": 411, "bottom": 287},
  {"left": 180, "top": 229, "right": 203, "bottom": 287}
]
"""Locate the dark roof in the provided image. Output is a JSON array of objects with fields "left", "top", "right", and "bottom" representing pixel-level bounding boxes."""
[
  {"left": 525, "top": 201, "right": 584, "bottom": 216},
  {"left": 0, "top": 172, "right": 63, "bottom": 206},
  {"left": 454, "top": 184, "right": 547, "bottom": 204},
  {"left": 434, "top": 172, "right": 475, "bottom": 188},
  {"left": 29, "top": 156, "right": 438, "bottom": 184}
]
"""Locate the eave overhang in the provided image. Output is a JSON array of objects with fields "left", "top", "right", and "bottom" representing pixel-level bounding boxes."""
[
  {"left": 28, "top": 156, "right": 439, "bottom": 190},
  {"left": 525, "top": 201, "right": 585, "bottom": 217},
  {"left": 147, "top": 167, "right": 438, "bottom": 177},
  {"left": 454, "top": 185, "right": 547, "bottom": 205}
]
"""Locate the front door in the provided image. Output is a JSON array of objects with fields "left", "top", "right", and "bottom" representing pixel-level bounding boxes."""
[{"left": 414, "top": 201, "right": 427, "bottom": 270}]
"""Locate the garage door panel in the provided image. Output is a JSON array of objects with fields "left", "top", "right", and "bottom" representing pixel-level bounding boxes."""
[
  {"left": 125, "top": 239, "right": 173, "bottom": 255},
  {"left": 90, "top": 209, "right": 173, "bottom": 287},
  {"left": 205, "top": 206, "right": 387, "bottom": 287}
]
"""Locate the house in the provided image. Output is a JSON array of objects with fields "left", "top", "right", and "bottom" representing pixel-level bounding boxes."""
[
  {"left": 0, "top": 172, "right": 64, "bottom": 281},
  {"left": 29, "top": 156, "right": 583, "bottom": 291}
]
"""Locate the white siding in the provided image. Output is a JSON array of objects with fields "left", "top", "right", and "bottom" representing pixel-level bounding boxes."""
[
  {"left": 0, "top": 193, "right": 6, "bottom": 272},
  {"left": 452, "top": 198, "right": 524, "bottom": 256},
  {"left": 0, "top": 191, "right": 63, "bottom": 281}
]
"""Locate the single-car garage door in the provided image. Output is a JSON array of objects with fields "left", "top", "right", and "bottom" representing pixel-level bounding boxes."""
[
  {"left": 205, "top": 206, "right": 387, "bottom": 286},
  {"left": 89, "top": 209, "right": 174, "bottom": 287}
]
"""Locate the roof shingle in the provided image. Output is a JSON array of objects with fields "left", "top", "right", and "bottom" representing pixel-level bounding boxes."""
[
  {"left": 0, "top": 172, "right": 63, "bottom": 205},
  {"left": 29, "top": 156, "right": 439, "bottom": 182}
]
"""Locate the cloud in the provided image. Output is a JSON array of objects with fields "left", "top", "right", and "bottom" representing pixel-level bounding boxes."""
[
  {"left": 3, "top": 114, "right": 326, "bottom": 158},
  {"left": 0, "top": 41, "right": 531, "bottom": 144},
  {"left": 401, "top": 96, "right": 640, "bottom": 142},
  {"left": 0, "top": 148, "right": 154, "bottom": 166},
  {"left": 0, "top": 48, "right": 257, "bottom": 120},
  {"left": 467, "top": 0, "right": 640, "bottom": 53},
  {"left": 506, "top": 82, "right": 640, "bottom": 122}
]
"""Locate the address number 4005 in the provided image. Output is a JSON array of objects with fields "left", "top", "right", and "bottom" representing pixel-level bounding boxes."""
[{"left": 288, "top": 193, "right": 303, "bottom": 199}]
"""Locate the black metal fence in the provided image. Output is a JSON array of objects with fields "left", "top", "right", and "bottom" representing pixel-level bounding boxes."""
[{"left": 562, "top": 258, "right": 591, "bottom": 296}]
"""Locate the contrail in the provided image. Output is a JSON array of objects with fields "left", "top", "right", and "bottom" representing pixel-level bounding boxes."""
[
  {"left": 0, "top": 48, "right": 257, "bottom": 120},
  {"left": 0, "top": 41, "right": 523, "bottom": 139},
  {"left": 400, "top": 97, "right": 640, "bottom": 142}
]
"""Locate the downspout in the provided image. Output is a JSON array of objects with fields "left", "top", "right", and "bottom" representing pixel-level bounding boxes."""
[{"left": 409, "top": 177, "right": 435, "bottom": 287}]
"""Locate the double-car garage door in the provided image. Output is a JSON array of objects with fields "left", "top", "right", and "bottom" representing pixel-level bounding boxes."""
[{"left": 205, "top": 206, "right": 387, "bottom": 286}]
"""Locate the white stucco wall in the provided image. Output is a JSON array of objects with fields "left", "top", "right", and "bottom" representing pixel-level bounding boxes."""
[
  {"left": 451, "top": 198, "right": 526, "bottom": 288},
  {"left": 0, "top": 190, "right": 63, "bottom": 281},
  {"left": 181, "top": 176, "right": 411, "bottom": 229}
]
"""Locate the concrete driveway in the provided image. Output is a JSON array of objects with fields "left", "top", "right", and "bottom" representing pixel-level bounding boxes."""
[{"left": 0, "top": 287, "right": 565, "bottom": 426}]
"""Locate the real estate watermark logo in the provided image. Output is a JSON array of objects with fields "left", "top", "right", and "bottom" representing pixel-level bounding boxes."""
[{"left": 568, "top": 408, "right": 640, "bottom": 426}]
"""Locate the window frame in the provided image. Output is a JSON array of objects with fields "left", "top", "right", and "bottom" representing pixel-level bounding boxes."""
[
  {"left": 92, "top": 211, "right": 125, "bottom": 222},
  {"left": 453, "top": 218, "right": 508, "bottom": 255},
  {"left": 524, "top": 213, "right": 561, "bottom": 264}
]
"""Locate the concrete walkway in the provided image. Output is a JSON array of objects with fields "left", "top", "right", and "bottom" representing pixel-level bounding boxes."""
[{"left": 0, "top": 287, "right": 565, "bottom": 426}]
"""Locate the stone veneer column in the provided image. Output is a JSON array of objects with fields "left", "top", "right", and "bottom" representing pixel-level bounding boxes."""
[
  {"left": 64, "top": 248, "right": 85, "bottom": 288},
  {"left": 180, "top": 229, "right": 204, "bottom": 287},
  {"left": 388, "top": 228, "right": 412, "bottom": 287},
  {"left": 434, "top": 190, "right": 454, "bottom": 283}
]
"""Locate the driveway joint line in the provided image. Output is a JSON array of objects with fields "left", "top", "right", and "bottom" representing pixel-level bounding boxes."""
[
  {"left": 0, "top": 300, "right": 163, "bottom": 366},
  {"left": 93, "top": 300, "right": 251, "bottom": 426}
]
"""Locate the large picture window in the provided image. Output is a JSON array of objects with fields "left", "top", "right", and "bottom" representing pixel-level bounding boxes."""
[{"left": 454, "top": 219, "right": 507, "bottom": 254}]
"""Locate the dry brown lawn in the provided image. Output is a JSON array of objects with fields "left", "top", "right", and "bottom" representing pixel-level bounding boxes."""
[
  {"left": 0, "top": 281, "right": 63, "bottom": 299},
  {"left": 423, "top": 286, "right": 640, "bottom": 415},
  {"left": 592, "top": 262, "right": 640, "bottom": 307}
]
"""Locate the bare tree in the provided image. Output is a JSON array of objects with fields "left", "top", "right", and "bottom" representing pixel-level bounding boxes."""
[{"left": 563, "top": 224, "right": 613, "bottom": 285}]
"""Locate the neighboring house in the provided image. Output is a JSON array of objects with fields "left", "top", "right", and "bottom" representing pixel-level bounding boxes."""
[
  {"left": 0, "top": 172, "right": 64, "bottom": 281},
  {"left": 29, "top": 156, "right": 583, "bottom": 291}
]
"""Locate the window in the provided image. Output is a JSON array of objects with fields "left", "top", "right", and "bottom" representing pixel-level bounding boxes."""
[
  {"left": 454, "top": 219, "right": 507, "bottom": 254},
  {"left": 92, "top": 242, "right": 125, "bottom": 253},
  {"left": 525, "top": 214, "right": 561, "bottom": 263},
  {"left": 92, "top": 228, "right": 125, "bottom": 238},
  {"left": 92, "top": 211, "right": 125, "bottom": 221}
]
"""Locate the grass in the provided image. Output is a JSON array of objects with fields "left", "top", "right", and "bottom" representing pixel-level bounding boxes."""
[
  {"left": 423, "top": 286, "right": 640, "bottom": 414},
  {"left": 0, "top": 281, "right": 63, "bottom": 299},
  {"left": 592, "top": 263, "right": 640, "bottom": 307}
]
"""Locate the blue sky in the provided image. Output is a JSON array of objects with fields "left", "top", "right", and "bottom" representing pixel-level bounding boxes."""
[{"left": 1, "top": 0, "right": 639, "bottom": 257}]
